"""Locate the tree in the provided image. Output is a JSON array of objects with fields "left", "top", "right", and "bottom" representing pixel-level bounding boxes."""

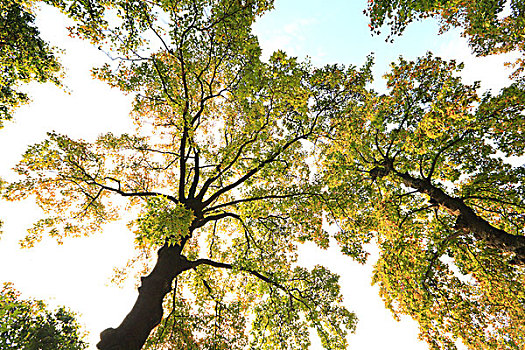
[
  {"left": 0, "top": 282, "right": 87, "bottom": 349},
  {"left": 4, "top": 1, "right": 369, "bottom": 349},
  {"left": 365, "top": 0, "right": 525, "bottom": 75},
  {"left": 323, "top": 52, "right": 525, "bottom": 349},
  {"left": 0, "top": 0, "right": 62, "bottom": 128}
]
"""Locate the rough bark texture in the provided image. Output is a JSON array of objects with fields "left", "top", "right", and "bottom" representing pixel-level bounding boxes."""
[
  {"left": 96, "top": 244, "right": 192, "bottom": 350},
  {"left": 394, "top": 171, "right": 525, "bottom": 265}
]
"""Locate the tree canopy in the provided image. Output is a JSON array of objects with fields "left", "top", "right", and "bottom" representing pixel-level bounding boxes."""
[
  {"left": 4, "top": 0, "right": 368, "bottom": 349},
  {"left": 2, "top": 0, "right": 525, "bottom": 350},
  {"left": 0, "top": 0, "right": 62, "bottom": 127},
  {"left": 323, "top": 53, "right": 525, "bottom": 349},
  {"left": 0, "top": 282, "right": 87, "bottom": 350}
]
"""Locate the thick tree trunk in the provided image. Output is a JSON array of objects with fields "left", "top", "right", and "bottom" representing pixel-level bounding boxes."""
[
  {"left": 395, "top": 171, "right": 525, "bottom": 265},
  {"left": 96, "top": 244, "right": 193, "bottom": 350}
]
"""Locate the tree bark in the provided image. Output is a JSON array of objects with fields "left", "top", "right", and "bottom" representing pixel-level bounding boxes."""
[
  {"left": 96, "top": 244, "right": 192, "bottom": 350},
  {"left": 395, "top": 171, "right": 525, "bottom": 265}
]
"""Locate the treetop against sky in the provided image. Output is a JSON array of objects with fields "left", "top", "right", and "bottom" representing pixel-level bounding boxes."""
[{"left": 0, "top": 0, "right": 524, "bottom": 349}]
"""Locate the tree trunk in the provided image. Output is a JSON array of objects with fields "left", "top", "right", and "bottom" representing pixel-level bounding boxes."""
[
  {"left": 96, "top": 244, "right": 192, "bottom": 350},
  {"left": 395, "top": 171, "right": 525, "bottom": 265}
]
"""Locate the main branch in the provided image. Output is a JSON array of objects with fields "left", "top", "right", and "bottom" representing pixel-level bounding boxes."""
[{"left": 392, "top": 170, "right": 525, "bottom": 265}]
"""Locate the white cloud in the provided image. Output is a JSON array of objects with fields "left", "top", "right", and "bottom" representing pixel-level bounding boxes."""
[
  {"left": 438, "top": 35, "right": 520, "bottom": 93},
  {"left": 253, "top": 17, "right": 318, "bottom": 60}
]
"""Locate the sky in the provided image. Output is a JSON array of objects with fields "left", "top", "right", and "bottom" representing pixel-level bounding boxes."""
[{"left": 0, "top": 1, "right": 517, "bottom": 349}]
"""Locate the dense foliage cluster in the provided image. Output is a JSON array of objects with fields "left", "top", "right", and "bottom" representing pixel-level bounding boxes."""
[
  {"left": 0, "top": 283, "right": 86, "bottom": 350},
  {"left": 0, "top": 0, "right": 62, "bottom": 126}
]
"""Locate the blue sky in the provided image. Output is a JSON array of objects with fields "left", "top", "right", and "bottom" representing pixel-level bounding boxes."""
[
  {"left": 0, "top": 1, "right": 517, "bottom": 349},
  {"left": 253, "top": 0, "right": 514, "bottom": 94},
  {"left": 253, "top": 0, "right": 450, "bottom": 85}
]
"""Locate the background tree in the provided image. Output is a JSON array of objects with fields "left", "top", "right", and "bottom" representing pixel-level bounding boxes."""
[
  {"left": 0, "top": 0, "right": 62, "bottom": 128},
  {"left": 0, "top": 282, "right": 87, "bottom": 350},
  {"left": 365, "top": 0, "right": 525, "bottom": 75},
  {"left": 4, "top": 0, "right": 370, "bottom": 349},
  {"left": 323, "top": 53, "right": 525, "bottom": 349}
]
